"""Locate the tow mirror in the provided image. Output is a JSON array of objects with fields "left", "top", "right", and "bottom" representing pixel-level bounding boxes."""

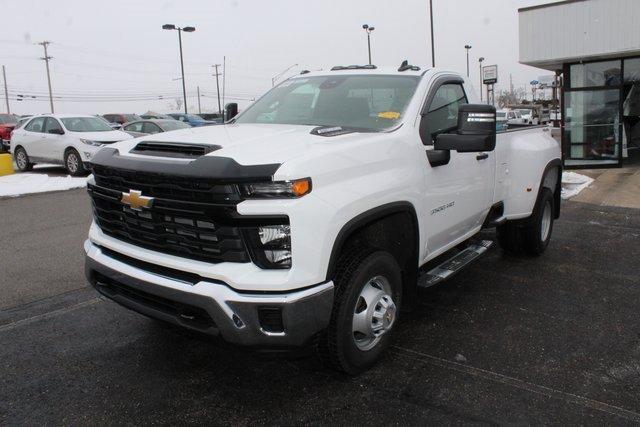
[
  {"left": 435, "top": 104, "right": 496, "bottom": 152},
  {"left": 225, "top": 103, "right": 239, "bottom": 121}
]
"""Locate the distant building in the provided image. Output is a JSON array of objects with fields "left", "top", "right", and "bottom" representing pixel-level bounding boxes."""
[{"left": 519, "top": 0, "right": 640, "bottom": 168}]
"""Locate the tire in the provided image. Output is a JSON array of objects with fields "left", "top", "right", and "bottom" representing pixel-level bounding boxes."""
[
  {"left": 65, "top": 148, "right": 86, "bottom": 176},
  {"left": 316, "top": 250, "right": 402, "bottom": 375},
  {"left": 14, "top": 146, "right": 33, "bottom": 172},
  {"left": 521, "top": 188, "right": 554, "bottom": 255},
  {"left": 497, "top": 188, "right": 555, "bottom": 256}
]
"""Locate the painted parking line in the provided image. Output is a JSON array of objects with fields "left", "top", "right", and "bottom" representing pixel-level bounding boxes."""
[{"left": 393, "top": 345, "right": 640, "bottom": 423}]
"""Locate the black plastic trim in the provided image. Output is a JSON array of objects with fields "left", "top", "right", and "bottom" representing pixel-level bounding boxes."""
[
  {"left": 325, "top": 201, "right": 420, "bottom": 281},
  {"left": 539, "top": 158, "right": 562, "bottom": 219},
  {"left": 91, "top": 147, "right": 281, "bottom": 183}
]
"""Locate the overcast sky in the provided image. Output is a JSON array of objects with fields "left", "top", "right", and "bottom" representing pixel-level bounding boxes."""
[{"left": 1, "top": 0, "right": 557, "bottom": 115}]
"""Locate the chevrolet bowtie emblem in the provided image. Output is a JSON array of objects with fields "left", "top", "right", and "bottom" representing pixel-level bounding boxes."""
[{"left": 121, "top": 190, "right": 154, "bottom": 211}]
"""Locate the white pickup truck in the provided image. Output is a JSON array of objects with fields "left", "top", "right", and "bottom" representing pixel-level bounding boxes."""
[{"left": 84, "top": 63, "right": 561, "bottom": 374}]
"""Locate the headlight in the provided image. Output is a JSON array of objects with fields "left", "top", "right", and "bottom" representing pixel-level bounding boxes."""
[
  {"left": 244, "top": 224, "right": 291, "bottom": 269},
  {"left": 80, "top": 139, "right": 103, "bottom": 147},
  {"left": 240, "top": 178, "right": 311, "bottom": 199}
]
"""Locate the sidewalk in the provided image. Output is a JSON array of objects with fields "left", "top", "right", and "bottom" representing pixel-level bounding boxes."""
[{"left": 572, "top": 166, "right": 640, "bottom": 209}]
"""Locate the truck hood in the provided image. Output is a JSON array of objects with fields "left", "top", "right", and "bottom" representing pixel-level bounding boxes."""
[{"left": 111, "top": 123, "right": 374, "bottom": 165}]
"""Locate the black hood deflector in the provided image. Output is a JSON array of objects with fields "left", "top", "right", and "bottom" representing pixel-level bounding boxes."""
[{"left": 90, "top": 147, "right": 280, "bottom": 182}]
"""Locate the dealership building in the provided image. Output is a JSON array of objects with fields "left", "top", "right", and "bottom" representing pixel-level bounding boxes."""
[{"left": 519, "top": 0, "right": 640, "bottom": 168}]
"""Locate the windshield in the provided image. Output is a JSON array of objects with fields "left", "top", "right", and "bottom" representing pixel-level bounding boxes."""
[
  {"left": 61, "top": 117, "right": 113, "bottom": 132},
  {"left": 235, "top": 75, "right": 420, "bottom": 131},
  {"left": 496, "top": 112, "right": 506, "bottom": 119},
  {"left": 184, "top": 114, "right": 204, "bottom": 121},
  {"left": 0, "top": 114, "right": 19, "bottom": 124},
  {"left": 161, "top": 121, "right": 191, "bottom": 131},
  {"left": 517, "top": 109, "right": 531, "bottom": 115}
]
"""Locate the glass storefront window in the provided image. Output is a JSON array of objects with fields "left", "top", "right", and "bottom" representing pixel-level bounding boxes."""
[
  {"left": 624, "top": 58, "right": 640, "bottom": 83},
  {"left": 564, "top": 89, "right": 620, "bottom": 160},
  {"left": 570, "top": 61, "right": 621, "bottom": 88}
]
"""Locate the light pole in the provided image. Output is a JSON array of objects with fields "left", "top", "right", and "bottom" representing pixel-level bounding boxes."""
[
  {"left": 478, "top": 57, "right": 484, "bottom": 102},
  {"left": 362, "top": 24, "right": 375, "bottom": 65},
  {"left": 464, "top": 45, "right": 472, "bottom": 77},
  {"left": 162, "top": 24, "right": 195, "bottom": 114},
  {"left": 429, "top": 0, "right": 435, "bottom": 67}
]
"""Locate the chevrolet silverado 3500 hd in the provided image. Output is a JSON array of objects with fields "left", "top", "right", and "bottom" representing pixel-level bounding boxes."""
[{"left": 84, "top": 63, "right": 561, "bottom": 374}]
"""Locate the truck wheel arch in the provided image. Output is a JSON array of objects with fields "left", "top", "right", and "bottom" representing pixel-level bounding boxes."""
[
  {"left": 325, "top": 202, "right": 420, "bottom": 307},
  {"left": 538, "top": 159, "right": 562, "bottom": 219}
]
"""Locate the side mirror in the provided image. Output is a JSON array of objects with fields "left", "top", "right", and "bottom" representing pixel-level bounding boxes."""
[
  {"left": 434, "top": 104, "right": 496, "bottom": 152},
  {"left": 225, "top": 103, "right": 239, "bottom": 121},
  {"left": 48, "top": 128, "right": 64, "bottom": 135}
]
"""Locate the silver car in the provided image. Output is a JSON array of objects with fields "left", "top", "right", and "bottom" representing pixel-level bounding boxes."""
[{"left": 122, "top": 119, "right": 191, "bottom": 138}]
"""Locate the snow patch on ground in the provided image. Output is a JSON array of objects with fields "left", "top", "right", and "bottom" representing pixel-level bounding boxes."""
[
  {"left": 561, "top": 171, "right": 593, "bottom": 199},
  {"left": 0, "top": 170, "right": 87, "bottom": 197}
]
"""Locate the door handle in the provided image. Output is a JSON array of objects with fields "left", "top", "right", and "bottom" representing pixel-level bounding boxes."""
[{"left": 476, "top": 153, "right": 489, "bottom": 161}]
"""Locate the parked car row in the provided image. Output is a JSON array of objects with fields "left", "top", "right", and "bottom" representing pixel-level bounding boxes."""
[
  {"left": 3, "top": 109, "right": 226, "bottom": 172},
  {"left": 9, "top": 114, "right": 133, "bottom": 175},
  {"left": 102, "top": 112, "right": 222, "bottom": 127}
]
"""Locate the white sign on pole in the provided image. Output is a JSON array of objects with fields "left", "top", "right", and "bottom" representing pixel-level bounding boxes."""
[{"left": 482, "top": 65, "right": 498, "bottom": 84}]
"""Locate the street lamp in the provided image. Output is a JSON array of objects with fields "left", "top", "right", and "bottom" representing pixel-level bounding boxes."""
[
  {"left": 162, "top": 24, "right": 196, "bottom": 114},
  {"left": 362, "top": 24, "right": 375, "bottom": 65},
  {"left": 464, "top": 45, "right": 472, "bottom": 77},
  {"left": 478, "top": 57, "right": 485, "bottom": 102}
]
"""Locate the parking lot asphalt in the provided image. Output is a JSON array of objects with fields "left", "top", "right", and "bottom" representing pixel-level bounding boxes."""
[{"left": 1, "top": 190, "right": 639, "bottom": 425}]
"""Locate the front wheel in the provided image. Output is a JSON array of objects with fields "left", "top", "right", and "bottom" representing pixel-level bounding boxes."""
[
  {"left": 316, "top": 250, "right": 402, "bottom": 375},
  {"left": 65, "top": 148, "right": 86, "bottom": 176},
  {"left": 14, "top": 146, "right": 33, "bottom": 172}
]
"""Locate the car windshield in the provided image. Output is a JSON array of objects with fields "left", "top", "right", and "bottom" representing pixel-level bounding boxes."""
[
  {"left": 184, "top": 114, "right": 204, "bottom": 121},
  {"left": 518, "top": 109, "right": 531, "bottom": 115},
  {"left": 161, "top": 121, "right": 191, "bottom": 131},
  {"left": 60, "top": 117, "right": 113, "bottom": 132},
  {"left": 0, "top": 114, "right": 19, "bottom": 124},
  {"left": 235, "top": 75, "right": 420, "bottom": 131}
]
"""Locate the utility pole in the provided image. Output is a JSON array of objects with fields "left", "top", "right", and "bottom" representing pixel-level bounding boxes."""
[
  {"left": 213, "top": 64, "right": 222, "bottom": 117},
  {"left": 429, "top": 0, "right": 435, "bottom": 67},
  {"left": 38, "top": 41, "right": 54, "bottom": 113},
  {"left": 510, "top": 73, "right": 514, "bottom": 98},
  {"left": 197, "top": 86, "right": 201, "bottom": 114},
  {"left": 2, "top": 66, "right": 9, "bottom": 114},
  {"left": 222, "top": 56, "right": 226, "bottom": 112},
  {"left": 478, "top": 57, "right": 484, "bottom": 102}
]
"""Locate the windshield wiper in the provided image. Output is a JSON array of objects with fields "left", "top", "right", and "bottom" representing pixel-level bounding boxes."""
[{"left": 309, "top": 125, "right": 380, "bottom": 137}]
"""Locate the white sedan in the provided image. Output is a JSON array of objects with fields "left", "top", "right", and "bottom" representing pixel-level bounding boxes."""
[{"left": 10, "top": 114, "right": 133, "bottom": 176}]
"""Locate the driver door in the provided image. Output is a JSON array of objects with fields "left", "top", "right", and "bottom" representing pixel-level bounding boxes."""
[{"left": 419, "top": 78, "right": 494, "bottom": 256}]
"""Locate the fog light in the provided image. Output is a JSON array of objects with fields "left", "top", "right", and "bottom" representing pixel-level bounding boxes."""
[{"left": 245, "top": 225, "right": 292, "bottom": 269}]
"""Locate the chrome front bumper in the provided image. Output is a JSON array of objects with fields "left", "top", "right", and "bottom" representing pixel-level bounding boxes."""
[{"left": 84, "top": 240, "right": 334, "bottom": 347}]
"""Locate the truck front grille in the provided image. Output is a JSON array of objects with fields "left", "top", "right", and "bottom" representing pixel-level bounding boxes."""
[{"left": 88, "top": 166, "right": 250, "bottom": 264}]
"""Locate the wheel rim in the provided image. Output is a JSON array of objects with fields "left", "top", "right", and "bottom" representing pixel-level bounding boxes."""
[
  {"left": 541, "top": 201, "right": 552, "bottom": 241},
  {"left": 67, "top": 153, "right": 78, "bottom": 173},
  {"left": 352, "top": 275, "right": 397, "bottom": 351},
  {"left": 16, "top": 150, "right": 26, "bottom": 169}
]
